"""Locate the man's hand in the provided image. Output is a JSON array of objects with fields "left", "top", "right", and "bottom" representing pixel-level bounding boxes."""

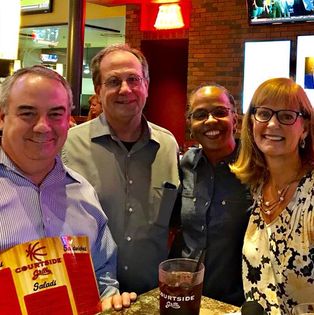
[{"left": 101, "top": 292, "right": 137, "bottom": 311}]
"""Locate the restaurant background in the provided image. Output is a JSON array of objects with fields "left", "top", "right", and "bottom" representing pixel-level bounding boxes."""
[{"left": 125, "top": 0, "right": 314, "bottom": 146}]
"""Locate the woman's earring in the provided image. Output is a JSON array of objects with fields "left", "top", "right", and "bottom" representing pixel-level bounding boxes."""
[{"left": 299, "top": 138, "right": 306, "bottom": 149}]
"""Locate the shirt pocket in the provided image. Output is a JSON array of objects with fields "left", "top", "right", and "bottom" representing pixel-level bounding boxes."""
[
  {"left": 211, "top": 194, "right": 251, "bottom": 220},
  {"left": 151, "top": 185, "right": 178, "bottom": 228},
  {"left": 181, "top": 189, "right": 206, "bottom": 231}
]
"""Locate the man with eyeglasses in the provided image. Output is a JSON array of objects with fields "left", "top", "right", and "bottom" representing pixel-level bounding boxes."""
[
  {"left": 62, "top": 44, "right": 180, "bottom": 294},
  {"left": 174, "top": 84, "right": 252, "bottom": 306}
]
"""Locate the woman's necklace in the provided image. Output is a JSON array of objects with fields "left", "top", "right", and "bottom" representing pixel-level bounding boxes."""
[
  {"left": 258, "top": 184, "right": 291, "bottom": 216},
  {"left": 258, "top": 164, "right": 307, "bottom": 217}
]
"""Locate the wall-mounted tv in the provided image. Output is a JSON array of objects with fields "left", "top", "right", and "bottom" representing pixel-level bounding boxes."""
[
  {"left": 21, "top": 0, "right": 53, "bottom": 15},
  {"left": 296, "top": 35, "right": 314, "bottom": 107},
  {"left": 40, "top": 53, "right": 58, "bottom": 63},
  {"left": 242, "top": 40, "right": 291, "bottom": 113},
  {"left": 247, "top": 0, "right": 314, "bottom": 25}
]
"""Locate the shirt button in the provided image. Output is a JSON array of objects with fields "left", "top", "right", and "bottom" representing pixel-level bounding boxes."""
[
  {"left": 129, "top": 179, "right": 133, "bottom": 184},
  {"left": 124, "top": 265, "right": 128, "bottom": 271},
  {"left": 193, "top": 197, "right": 196, "bottom": 203},
  {"left": 127, "top": 153, "right": 131, "bottom": 158},
  {"left": 148, "top": 220, "right": 153, "bottom": 225},
  {"left": 126, "top": 236, "right": 132, "bottom": 242},
  {"left": 128, "top": 207, "right": 133, "bottom": 213},
  {"left": 204, "top": 201, "right": 209, "bottom": 207},
  {"left": 221, "top": 200, "right": 226, "bottom": 205},
  {"left": 210, "top": 176, "right": 214, "bottom": 180},
  {"left": 201, "top": 225, "right": 205, "bottom": 231}
]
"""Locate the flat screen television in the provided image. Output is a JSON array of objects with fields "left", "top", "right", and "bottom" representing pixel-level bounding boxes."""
[
  {"left": 21, "top": 0, "right": 53, "bottom": 15},
  {"left": 40, "top": 53, "right": 58, "bottom": 63},
  {"left": 296, "top": 35, "right": 314, "bottom": 107},
  {"left": 247, "top": 0, "right": 314, "bottom": 25},
  {"left": 242, "top": 40, "right": 291, "bottom": 113}
]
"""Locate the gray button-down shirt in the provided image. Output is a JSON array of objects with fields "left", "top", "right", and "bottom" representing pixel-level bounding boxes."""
[{"left": 62, "top": 114, "right": 179, "bottom": 294}]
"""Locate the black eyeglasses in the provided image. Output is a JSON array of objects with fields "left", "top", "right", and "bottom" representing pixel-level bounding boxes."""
[
  {"left": 251, "top": 106, "right": 306, "bottom": 125},
  {"left": 103, "top": 74, "right": 144, "bottom": 89},
  {"left": 190, "top": 106, "right": 233, "bottom": 121}
]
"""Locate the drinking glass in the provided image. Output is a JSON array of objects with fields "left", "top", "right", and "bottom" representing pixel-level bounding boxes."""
[
  {"left": 292, "top": 303, "right": 314, "bottom": 315},
  {"left": 159, "top": 258, "right": 204, "bottom": 315}
]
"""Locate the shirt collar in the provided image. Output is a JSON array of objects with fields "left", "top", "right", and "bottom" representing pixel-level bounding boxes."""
[
  {"left": 192, "top": 141, "right": 239, "bottom": 170},
  {"left": 90, "top": 113, "right": 160, "bottom": 145},
  {"left": 89, "top": 113, "right": 111, "bottom": 139},
  {"left": 0, "top": 148, "right": 80, "bottom": 185},
  {"left": 0, "top": 148, "right": 18, "bottom": 172}
]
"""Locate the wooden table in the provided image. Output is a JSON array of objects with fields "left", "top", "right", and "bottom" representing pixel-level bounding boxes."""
[{"left": 102, "top": 288, "right": 240, "bottom": 315}]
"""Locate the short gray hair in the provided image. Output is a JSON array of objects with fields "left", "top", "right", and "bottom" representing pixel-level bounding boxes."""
[{"left": 0, "top": 65, "right": 73, "bottom": 113}]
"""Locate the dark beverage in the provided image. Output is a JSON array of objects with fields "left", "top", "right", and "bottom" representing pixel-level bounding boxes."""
[
  {"left": 159, "top": 259, "right": 204, "bottom": 315},
  {"left": 159, "top": 280, "right": 203, "bottom": 315}
]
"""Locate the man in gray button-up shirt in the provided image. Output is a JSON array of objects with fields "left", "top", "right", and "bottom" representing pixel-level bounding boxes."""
[{"left": 62, "top": 44, "right": 179, "bottom": 294}]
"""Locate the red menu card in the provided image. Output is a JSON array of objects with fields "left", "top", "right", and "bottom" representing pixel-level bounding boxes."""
[{"left": 0, "top": 236, "right": 102, "bottom": 315}]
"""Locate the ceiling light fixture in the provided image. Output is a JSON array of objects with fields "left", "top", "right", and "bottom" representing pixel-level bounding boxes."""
[{"left": 154, "top": 3, "right": 184, "bottom": 30}]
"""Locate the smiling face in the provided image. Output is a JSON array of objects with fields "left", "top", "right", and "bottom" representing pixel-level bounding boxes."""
[
  {"left": 1, "top": 74, "right": 70, "bottom": 182},
  {"left": 189, "top": 86, "right": 237, "bottom": 163},
  {"left": 252, "top": 102, "right": 308, "bottom": 161},
  {"left": 96, "top": 50, "right": 148, "bottom": 125},
  {"left": 249, "top": 78, "right": 310, "bottom": 163}
]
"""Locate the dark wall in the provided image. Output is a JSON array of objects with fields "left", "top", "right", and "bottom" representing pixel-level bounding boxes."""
[
  {"left": 141, "top": 39, "right": 188, "bottom": 147},
  {"left": 0, "top": 59, "right": 13, "bottom": 78}
]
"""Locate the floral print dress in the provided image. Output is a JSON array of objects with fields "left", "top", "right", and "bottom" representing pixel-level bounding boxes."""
[{"left": 243, "top": 170, "right": 314, "bottom": 315}]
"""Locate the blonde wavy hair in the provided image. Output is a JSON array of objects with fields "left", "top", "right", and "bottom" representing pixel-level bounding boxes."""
[{"left": 230, "top": 77, "right": 314, "bottom": 190}]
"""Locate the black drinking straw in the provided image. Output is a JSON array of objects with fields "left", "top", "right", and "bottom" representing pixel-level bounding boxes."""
[{"left": 194, "top": 249, "right": 206, "bottom": 273}]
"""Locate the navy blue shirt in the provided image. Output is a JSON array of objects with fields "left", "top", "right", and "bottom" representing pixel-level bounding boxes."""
[{"left": 179, "top": 146, "right": 252, "bottom": 306}]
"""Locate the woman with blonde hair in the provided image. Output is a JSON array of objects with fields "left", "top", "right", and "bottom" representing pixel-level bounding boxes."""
[
  {"left": 87, "top": 94, "right": 102, "bottom": 120},
  {"left": 230, "top": 77, "right": 314, "bottom": 314}
]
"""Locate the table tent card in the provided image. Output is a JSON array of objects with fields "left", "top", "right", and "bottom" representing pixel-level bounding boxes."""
[{"left": 0, "top": 235, "right": 101, "bottom": 315}]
